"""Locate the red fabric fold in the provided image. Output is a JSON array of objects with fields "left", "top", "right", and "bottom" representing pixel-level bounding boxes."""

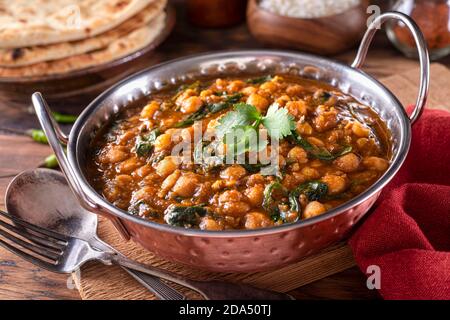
[{"left": 349, "top": 107, "right": 450, "bottom": 300}]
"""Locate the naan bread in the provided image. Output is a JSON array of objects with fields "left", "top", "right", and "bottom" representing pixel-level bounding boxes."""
[
  {"left": 0, "top": 13, "right": 166, "bottom": 78},
  {"left": 0, "top": 0, "right": 159, "bottom": 48},
  {"left": 0, "top": 0, "right": 166, "bottom": 67}
]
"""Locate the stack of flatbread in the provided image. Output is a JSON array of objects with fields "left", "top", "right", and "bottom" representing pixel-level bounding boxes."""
[{"left": 0, "top": 0, "right": 168, "bottom": 78}]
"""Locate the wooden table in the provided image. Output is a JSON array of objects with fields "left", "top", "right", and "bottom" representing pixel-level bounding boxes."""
[{"left": 0, "top": 1, "right": 449, "bottom": 300}]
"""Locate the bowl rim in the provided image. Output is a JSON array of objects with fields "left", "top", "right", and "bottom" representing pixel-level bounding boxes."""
[
  {"left": 0, "top": 5, "right": 176, "bottom": 84},
  {"left": 68, "top": 49, "right": 411, "bottom": 238}
]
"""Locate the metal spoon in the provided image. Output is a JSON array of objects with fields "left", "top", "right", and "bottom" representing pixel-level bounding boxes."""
[
  {"left": 5, "top": 168, "right": 185, "bottom": 300},
  {"left": 5, "top": 168, "right": 295, "bottom": 300}
]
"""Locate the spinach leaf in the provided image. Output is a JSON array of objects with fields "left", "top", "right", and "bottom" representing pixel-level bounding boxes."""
[
  {"left": 246, "top": 75, "right": 273, "bottom": 84},
  {"left": 174, "top": 93, "right": 244, "bottom": 128},
  {"left": 135, "top": 129, "right": 160, "bottom": 157},
  {"left": 269, "top": 207, "right": 281, "bottom": 222},
  {"left": 129, "top": 200, "right": 160, "bottom": 218},
  {"left": 269, "top": 204, "right": 294, "bottom": 223},
  {"left": 174, "top": 105, "right": 208, "bottom": 128},
  {"left": 241, "top": 163, "right": 269, "bottom": 173},
  {"left": 319, "top": 91, "right": 332, "bottom": 103},
  {"left": 194, "top": 140, "right": 225, "bottom": 171},
  {"left": 163, "top": 204, "right": 208, "bottom": 228},
  {"left": 172, "top": 81, "right": 201, "bottom": 102},
  {"left": 288, "top": 181, "right": 328, "bottom": 212},
  {"left": 291, "top": 130, "right": 352, "bottom": 161},
  {"left": 262, "top": 181, "right": 284, "bottom": 211},
  {"left": 312, "top": 146, "right": 353, "bottom": 161}
]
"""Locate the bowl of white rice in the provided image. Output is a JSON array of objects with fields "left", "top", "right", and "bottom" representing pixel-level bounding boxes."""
[{"left": 247, "top": 0, "right": 369, "bottom": 55}]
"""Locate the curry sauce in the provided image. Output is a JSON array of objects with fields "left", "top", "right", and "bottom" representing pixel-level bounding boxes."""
[{"left": 87, "top": 75, "right": 391, "bottom": 230}]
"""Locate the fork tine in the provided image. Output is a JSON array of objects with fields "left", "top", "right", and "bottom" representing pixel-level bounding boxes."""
[
  {"left": 0, "top": 237, "right": 57, "bottom": 272},
  {"left": 0, "top": 210, "right": 68, "bottom": 242},
  {"left": 0, "top": 226, "right": 62, "bottom": 261},
  {"left": 0, "top": 219, "right": 64, "bottom": 252}
]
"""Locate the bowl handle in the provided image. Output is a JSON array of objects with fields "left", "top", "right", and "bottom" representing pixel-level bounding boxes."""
[
  {"left": 31, "top": 92, "right": 131, "bottom": 240},
  {"left": 351, "top": 11, "right": 430, "bottom": 125}
]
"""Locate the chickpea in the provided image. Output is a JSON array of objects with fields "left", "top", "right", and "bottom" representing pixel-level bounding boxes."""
[
  {"left": 214, "top": 78, "right": 228, "bottom": 90},
  {"left": 356, "top": 138, "right": 369, "bottom": 150},
  {"left": 159, "top": 170, "right": 181, "bottom": 197},
  {"left": 283, "top": 210, "right": 299, "bottom": 223},
  {"left": 290, "top": 163, "right": 300, "bottom": 172},
  {"left": 199, "top": 217, "right": 224, "bottom": 231},
  {"left": 296, "top": 121, "right": 313, "bottom": 135},
  {"left": 362, "top": 156, "right": 389, "bottom": 171},
  {"left": 275, "top": 95, "right": 291, "bottom": 107},
  {"left": 100, "top": 146, "right": 128, "bottom": 163},
  {"left": 218, "top": 190, "right": 250, "bottom": 216},
  {"left": 313, "top": 106, "right": 338, "bottom": 132},
  {"left": 175, "top": 89, "right": 196, "bottom": 106},
  {"left": 286, "top": 84, "right": 304, "bottom": 96},
  {"left": 303, "top": 201, "right": 327, "bottom": 219},
  {"left": 246, "top": 93, "right": 269, "bottom": 111},
  {"left": 118, "top": 157, "right": 141, "bottom": 174},
  {"left": 333, "top": 153, "right": 360, "bottom": 173},
  {"left": 181, "top": 96, "right": 203, "bottom": 114},
  {"left": 321, "top": 174, "right": 347, "bottom": 195},
  {"left": 153, "top": 133, "right": 172, "bottom": 152},
  {"left": 352, "top": 121, "right": 370, "bottom": 138},
  {"left": 285, "top": 100, "right": 308, "bottom": 118},
  {"left": 246, "top": 173, "right": 265, "bottom": 187},
  {"left": 117, "top": 131, "right": 135, "bottom": 145},
  {"left": 220, "top": 165, "right": 247, "bottom": 181},
  {"left": 244, "top": 212, "right": 273, "bottom": 229},
  {"left": 241, "top": 86, "right": 257, "bottom": 96},
  {"left": 278, "top": 154, "right": 286, "bottom": 168},
  {"left": 211, "top": 180, "right": 225, "bottom": 191},
  {"left": 301, "top": 166, "right": 320, "bottom": 180},
  {"left": 156, "top": 156, "right": 179, "bottom": 177},
  {"left": 327, "top": 129, "right": 343, "bottom": 144},
  {"left": 307, "top": 136, "right": 325, "bottom": 147},
  {"left": 180, "top": 126, "right": 194, "bottom": 141},
  {"left": 160, "top": 117, "right": 177, "bottom": 128},
  {"left": 199, "top": 89, "right": 213, "bottom": 98},
  {"left": 219, "top": 189, "right": 242, "bottom": 203},
  {"left": 244, "top": 184, "right": 264, "bottom": 207},
  {"left": 115, "top": 174, "right": 133, "bottom": 186},
  {"left": 282, "top": 174, "right": 298, "bottom": 190},
  {"left": 132, "top": 186, "right": 154, "bottom": 202},
  {"left": 172, "top": 172, "right": 199, "bottom": 197},
  {"left": 140, "top": 101, "right": 159, "bottom": 119},
  {"left": 132, "top": 164, "right": 152, "bottom": 178},
  {"left": 227, "top": 80, "right": 245, "bottom": 93},
  {"left": 309, "top": 159, "right": 324, "bottom": 168},
  {"left": 260, "top": 81, "right": 278, "bottom": 93},
  {"left": 287, "top": 146, "right": 308, "bottom": 164}
]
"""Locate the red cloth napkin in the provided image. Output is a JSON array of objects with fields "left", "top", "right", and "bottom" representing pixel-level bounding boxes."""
[{"left": 349, "top": 106, "right": 450, "bottom": 300}]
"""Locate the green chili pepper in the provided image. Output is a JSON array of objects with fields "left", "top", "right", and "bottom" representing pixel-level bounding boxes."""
[
  {"left": 29, "top": 129, "right": 48, "bottom": 144},
  {"left": 44, "top": 154, "right": 58, "bottom": 168},
  {"left": 52, "top": 112, "right": 78, "bottom": 124}
]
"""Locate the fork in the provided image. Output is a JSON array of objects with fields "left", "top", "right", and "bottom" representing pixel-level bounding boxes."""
[{"left": 0, "top": 209, "right": 294, "bottom": 300}]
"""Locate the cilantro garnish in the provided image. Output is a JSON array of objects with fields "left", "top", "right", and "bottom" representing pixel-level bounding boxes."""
[{"left": 216, "top": 103, "right": 295, "bottom": 139}]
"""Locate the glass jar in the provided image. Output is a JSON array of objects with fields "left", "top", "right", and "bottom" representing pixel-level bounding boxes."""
[
  {"left": 386, "top": 0, "right": 450, "bottom": 60},
  {"left": 187, "top": 0, "right": 247, "bottom": 28}
]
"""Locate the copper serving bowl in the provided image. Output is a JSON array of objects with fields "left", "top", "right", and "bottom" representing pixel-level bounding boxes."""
[
  {"left": 31, "top": 13, "right": 429, "bottom": 272},
  {"left": 0, "top": 6, "right": 175, "bottom": 110}
]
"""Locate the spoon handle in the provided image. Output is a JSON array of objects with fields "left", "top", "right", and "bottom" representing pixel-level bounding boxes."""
[
  {"left": 124, "top": 268, "right": 186, "bottom": 300},
  {"left": 91, "top": 237, "right": 185, "bottom": 300}
]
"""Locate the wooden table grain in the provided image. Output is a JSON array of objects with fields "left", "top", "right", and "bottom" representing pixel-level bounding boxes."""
[{"left": 0, "top": 1, "right": 448, "bottom": 300}]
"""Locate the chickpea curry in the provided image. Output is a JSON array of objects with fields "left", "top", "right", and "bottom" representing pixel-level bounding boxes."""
[{"left": 87, "top": 75, "right": 391, "bottom": 230}]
